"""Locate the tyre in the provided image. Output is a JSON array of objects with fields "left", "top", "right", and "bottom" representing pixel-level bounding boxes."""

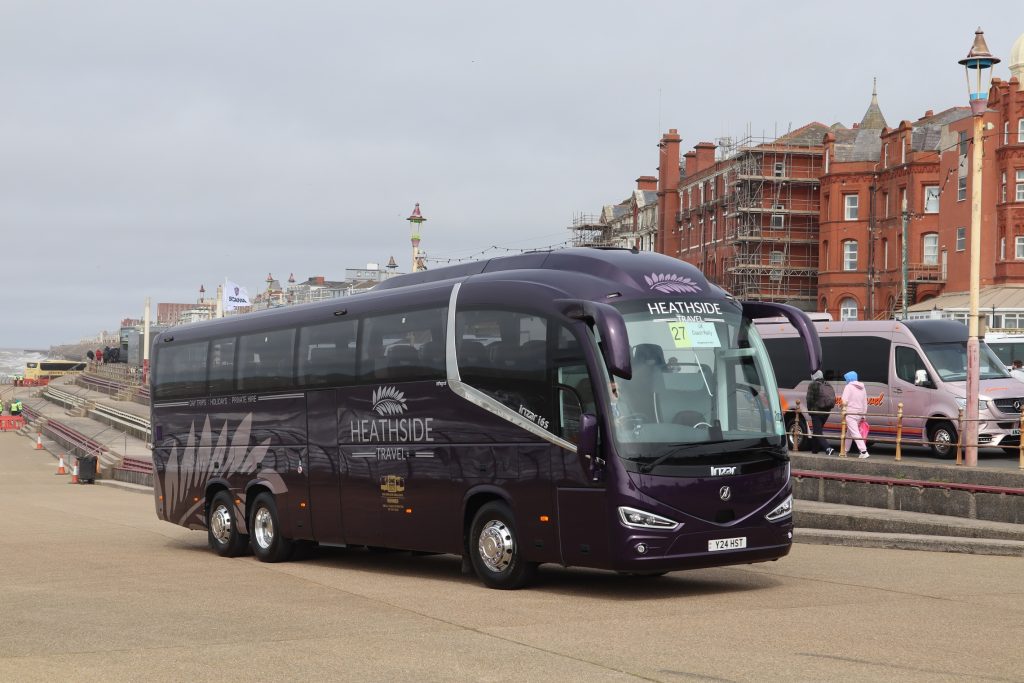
[
  {"left": 1002, "top": 446, "right": 1021, "bottom": 456},
  {"left": 785, "top": 414, "right": 808, "bottom": 452},
  {"left": 207, "top": 491, "right": 248, "bottom": 557},
  {"left": 249, "top": 493, "right": 293, "bottom": 563},
  {"left": 468, "top": 502, "right": 537, "bottom": 590},
  {"left": 928, "top": 421, "right": 958, "bottom": 460}
]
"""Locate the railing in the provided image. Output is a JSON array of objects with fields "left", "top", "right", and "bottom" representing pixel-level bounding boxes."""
[
  {"left": 792, "top": 399, "right": 1024, "bottom": 469},
  {"left": 92, "top": 403, "right": 151, "bottom": 441}
]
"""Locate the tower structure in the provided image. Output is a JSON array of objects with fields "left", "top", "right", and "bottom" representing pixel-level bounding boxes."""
[{"left": 407, "top": 203, "right": 427, "bottom": 272}]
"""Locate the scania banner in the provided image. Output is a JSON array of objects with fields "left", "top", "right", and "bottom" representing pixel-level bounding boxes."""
[{"left": 223, "top": 280, "right": 251, "bottom": 310}]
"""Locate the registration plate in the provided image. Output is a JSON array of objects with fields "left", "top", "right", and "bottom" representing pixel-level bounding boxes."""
[
  {"left": 709, "top": 537, "right": 747, "bottom": 551},
  {"left": 1012, "top": 429, "right": 1021, "bottom": 436}
]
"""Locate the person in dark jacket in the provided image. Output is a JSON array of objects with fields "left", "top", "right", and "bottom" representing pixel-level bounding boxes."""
[{"left": 804, "top": 370, "right": 835, "bottom": 455}]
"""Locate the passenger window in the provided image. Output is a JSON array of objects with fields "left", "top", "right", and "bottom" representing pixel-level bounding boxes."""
[
  {"left": 238, "top": 329, "right": 296, "bottom": 392},
  {"left": 208, "top": 337, "right": 237, "bottom": 394},
  {"left": 556, "top": 325, "right": 591, "bottom": 441},
  {"left": 360, "top": 308, "right": 446, "bottom": 382},
  {"left": 298, "top": 319, "right": 358, "bottom": 387},
  {"left": 895, "top": 346, "right": 930, "bottom": 386},
  {"left": 456, "top": 309, "right": 551, "bottom": 428},
  {"left": 155, "top": 341, "right": 209, "bottom": 400}
]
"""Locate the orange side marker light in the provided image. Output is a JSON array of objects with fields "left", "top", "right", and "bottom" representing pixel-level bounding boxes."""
[{"left": 539, "top": 515, "right": 550, "bottom": 523}]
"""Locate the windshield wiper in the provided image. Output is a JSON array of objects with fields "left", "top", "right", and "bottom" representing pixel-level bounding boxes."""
[{"left": 638, "top": 441, "right": 786, "bottom": 473}]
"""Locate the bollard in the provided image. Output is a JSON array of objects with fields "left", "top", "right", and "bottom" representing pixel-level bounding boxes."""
[
  {"left": 956, "top": 408, "right": 964, "bottom": 466},
  {"left": 895, "top": 402, "right": 904, "bottom": 462},
  {"left": 1019, "top": 409, "right": 1024, "bottom": 471},
  {"left": 792, "top": 399, "right": 802, "bottom": 452},
  {"left": 839, "top": 404, "right": 847, "bottom": 457}
]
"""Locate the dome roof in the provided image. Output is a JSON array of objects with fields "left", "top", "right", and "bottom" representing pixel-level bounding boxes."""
[{"left": 1011, "top": 32, "right": 1024, "bottom": 79}]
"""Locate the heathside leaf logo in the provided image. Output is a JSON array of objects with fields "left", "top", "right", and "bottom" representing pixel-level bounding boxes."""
[
  {"left": 644, "top": 273, "right": 701, "bottom": 294},
  {"left": 372, "top": 385, "right": 408, "bottom": 416}
]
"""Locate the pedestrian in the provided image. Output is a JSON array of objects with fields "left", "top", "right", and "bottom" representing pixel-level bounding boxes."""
[
  {"left": 841, "top": 370, "right": 869, "bottom": 458},
  {"left": 95, "top": 348, "right": 103, "bottom": 364},
  {"left": 86, "top": 350, "right": 94, "bottom": 362},
  {"left": 1011, "top": 359, "right": 1024, "bottom": 382},
  {"left": 804, "top": 370, "right": 835, "bottom": 455},
  {"left": 10, "top": 398, "right": 22, "bottom": 416}
]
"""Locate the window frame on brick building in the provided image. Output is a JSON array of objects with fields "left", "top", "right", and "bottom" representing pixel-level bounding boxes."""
[
  {"left": 958, "top": 175, "right": 967, "bottom": 202},
  {"left": 1003, "top": 172, "right": 1008, "bottom": 203},
  {"left": 1019, "top": 118, "right": 1024, "bottom": 143},
  {"left": 923, "top": 233, "right": 939, "bottom": 265},
  {"left": 1006, "top": 121, "right": 1011, "bottom": 145},
  {"left": 956, "top": 227, "right": 966, "bottom": 252},
  {"left": 842, "top": 240, "right": 858, "bottom": 271},
  {"left": 1001, "top": 236, "right": 1006, "bottom": 261},
  {"left": 774, "top": 161, "right": 785, "bottom": 178},
  {"left": 883, "top": 238, "right": 889, "bottom": 270},
  {"left": 1016, "top": 236, "right": 1024, "bottom": 260},
  {"left": 1017, "top": 170, "right": 1024, "bottom": 202},
  {"left": 839, "top": 297, "right": 858, "bottom": 321},
  {"left": 923, "top": 186, "right": 939, "bottom": 214},
  {"left": 844, "top": 194, "right": 859, "bottom": 221}
]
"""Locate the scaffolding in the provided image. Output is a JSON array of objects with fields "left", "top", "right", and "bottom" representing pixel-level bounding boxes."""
[
  {"left": 717, "top": 133, "right": 823, "bottom": 308},
  {"left": 568, "top": 212, "right": 619, "bottom": 248}
]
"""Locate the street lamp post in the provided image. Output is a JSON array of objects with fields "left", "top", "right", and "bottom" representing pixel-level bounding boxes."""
[{"left": 959, "top": 28, "right": 999, "bottom": 467}]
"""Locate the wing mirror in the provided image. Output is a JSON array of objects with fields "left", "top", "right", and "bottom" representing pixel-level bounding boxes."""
[
  {"left": 563, "top": 300, "right": 632, "bottom": 380},
  {"left": 577, "top": 413, "right": 603, "bottom": 481}
]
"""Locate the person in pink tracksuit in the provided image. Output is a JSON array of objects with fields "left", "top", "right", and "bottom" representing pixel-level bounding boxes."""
[{"left": 841, "top": 370, "right": 869, "bottom": 458}]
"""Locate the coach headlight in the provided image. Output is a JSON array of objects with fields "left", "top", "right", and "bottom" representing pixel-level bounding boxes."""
[
  {"left": 618, "top": 506, "right": 680, "bottom": 531},
  {"left": 765, "top": 494, "right": 793, "bottom": 522}
]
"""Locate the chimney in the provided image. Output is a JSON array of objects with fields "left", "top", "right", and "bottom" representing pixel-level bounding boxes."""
[
  {"left": 693, "top": 142, "right": 716, "bottom": 174},
  {"left": 314, "top": 276, "right": 325, "bottom": 286},
  {"left": 636, "top": 175, "right": 657, "bottom": 192},
  {"left": 682, "top": 150, "right": 696, "bottom": 177},
  {"left": 656, "top": 129, "right": 682, "bottom": 255}
]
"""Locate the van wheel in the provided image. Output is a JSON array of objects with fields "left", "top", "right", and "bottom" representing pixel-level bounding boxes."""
[
  {"left": 250, "top": 493, "right": 293, "bottom": 563},
  {"left": 928, "top": 421, "right": 958, "bottom": 460},
  {"left": 785, "top": 414, "right": 808, "bottom": 451},
  {"left": 207, "top": 491, "right": 248, "bottom": 557},
  {"left": 469, "top": 502, "right": 537, "bottom": 590}
]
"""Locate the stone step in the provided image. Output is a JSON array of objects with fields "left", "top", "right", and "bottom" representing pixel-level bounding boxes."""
[{"left": 795, "top": 500, "right": 1024, "bottom": 541}]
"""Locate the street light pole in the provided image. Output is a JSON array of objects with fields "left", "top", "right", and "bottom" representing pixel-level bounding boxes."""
[{"left": 959, "top": 28, "right": 999, "bottom": 467}]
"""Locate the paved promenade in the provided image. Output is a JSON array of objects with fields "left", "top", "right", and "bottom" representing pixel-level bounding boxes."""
[{"left": 2, "top": 431, "right": 1022, "bottom": 682}]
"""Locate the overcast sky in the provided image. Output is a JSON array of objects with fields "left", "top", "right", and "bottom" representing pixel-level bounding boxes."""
[{"left": 1, "top": 1, "right": 1019, "bottom": 348}]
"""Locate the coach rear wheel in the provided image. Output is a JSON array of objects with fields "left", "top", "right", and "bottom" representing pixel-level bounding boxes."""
[
  {"left": 208, "top": 491, "right": 248, "bottom": 557},
  {"left": 250, "top": 493, "right": 293, "bottom": 563},
  {"left": 469, "top": 502, "right": 537, "bottom": 590}
]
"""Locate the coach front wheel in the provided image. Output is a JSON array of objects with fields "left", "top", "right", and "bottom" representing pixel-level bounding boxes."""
[
  {"left": 468, "top": 502, "right": 537, "bottom": 590},
  {"left": 250, "top": 493, "right": 293, "bottom": 563}
]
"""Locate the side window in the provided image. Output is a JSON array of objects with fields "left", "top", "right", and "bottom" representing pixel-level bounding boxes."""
[
  {"left": 298, "top": 318, "right": 358, "bottom": 387},
  {"left": 208, "top": 337, "right": 237, "bottom": 394},
  {"left": 821, "top": 336, "right": 890, "bottom": 384},
  {"left": 895, "top": 346, "right": 930, "bottom": 386},
  {"left": 456, "top": 309, "right": 551, "bottom": 429},
  {"left": 360, "top": 307, "right": 446, "bottom": 382},
  {"left": 762, "top": 338, "right": 810, "bottom": 389},
  {"left": 555, "top": 325, "right": 590, "bottom": 442},
  {"left": 154, "top": 341, "right": 209, "bottom": 400},
  {"left": 238, "top": 329, "right": 296, "bottom": 392}
]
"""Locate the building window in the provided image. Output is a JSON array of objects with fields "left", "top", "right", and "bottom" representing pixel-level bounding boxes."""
[
  {"left": 1003, "top": 172, "right": 1008, "bottom": 203},
  {"left": 901, "top": 138, "right": 907, "bottom": 164},
  {"left": 883, "top": 238, "right": 889, "bottom": 269},
  {"left": 883, "top": 143, "right": 889, "bottom": 167},
  {"left": 1001, "top": 236, "right": 1006, "bottom": 260},
  {"left": 699, "top": 184, "right": 704, "bottom": 203},
  {"left": 710, "top": 215, "right": 716, "bottom": 241},
  {"left": 923, "top": 234, "right": 938, "bottom": 265},
  {"left": 825, "top": 150, "right": 830, "bottom": 174},
  {"left": 958, "top": 175, "right": 967, "bottom": 202},
  {"left": 710, "top": 179, "right": 716, "bottom": 201},
  {"left": 900, "top": 187, "right": 907, "bottom": 214},
  {"left": 1017, "top": 236, "right": 1024, "bottom": 260},
  {"left": 823, "top": 240, "right": 829, "bottom": 271},
  {"left": 960, "top": 131, "right": 969, "bottom": 155},
  {"left": 956, "top": 227, "right": 966, "bottom": 252},
  {"left": 842, "top": 240, "right": 858, "bottom": 271},
  {"left": 1017, "top": 170, "right": 1024, "bottom": 202},
  {"left": 883, "top": 192, "right": 889, "bottom": 218},
  {"left": 1005, "top": 121, "right": 1010, "bottom": 145},
  {"left": 923, "top": 186, "right": 939, "bottom": 213},
  {"left": 774, "top": 161, "right": 785, "bottom": 177},
  {"left": 1019, "top": 118, "right": 1024, "bottom": 143},
  {"left": 840, "top": 297, "right": 858, "bottom": 321},
  {"left": 771, "top": 213, "right": 785, "bottom": 228},
  {"left": 769, "top": 251, "right": 784, "bottom": 281},
  {"left": 844, "top": 194, "right": 859, "bottom": 221}
]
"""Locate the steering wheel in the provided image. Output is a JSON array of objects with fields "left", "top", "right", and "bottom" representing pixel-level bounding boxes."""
[
  {"left": 618, "top": 413, "right": 650, "bottom": 429},
  {"left": 692, "top": 421, "right": 713, "bottom": 429}
]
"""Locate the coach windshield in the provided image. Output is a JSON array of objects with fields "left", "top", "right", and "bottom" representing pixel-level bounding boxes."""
[{"left": 607, "top": 299, "right": 785, "bottom": 462}]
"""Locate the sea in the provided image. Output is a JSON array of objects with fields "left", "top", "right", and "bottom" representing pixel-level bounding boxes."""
[{"left": 0, "top": 348, "right": 46, "bottom": 380}]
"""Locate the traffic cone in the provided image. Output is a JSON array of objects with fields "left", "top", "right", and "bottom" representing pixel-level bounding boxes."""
[
  {"left": 55, "top": 454, "right": 67, "bottom": 475},
  {"left": 70, "top": 460, "right": 79, "bottom": 484},
  {"left": 35, "top": 433, "right": 43, "bottom": 450}
]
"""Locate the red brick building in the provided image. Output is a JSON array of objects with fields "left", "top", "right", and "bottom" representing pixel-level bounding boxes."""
[{"left": 660, "top": 126, "right": 825, "bottom": 310}]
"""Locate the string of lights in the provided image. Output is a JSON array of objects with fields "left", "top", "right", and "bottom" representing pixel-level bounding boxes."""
[{"left": 424, "top": 239, "right": 575, "bottom": 264}]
